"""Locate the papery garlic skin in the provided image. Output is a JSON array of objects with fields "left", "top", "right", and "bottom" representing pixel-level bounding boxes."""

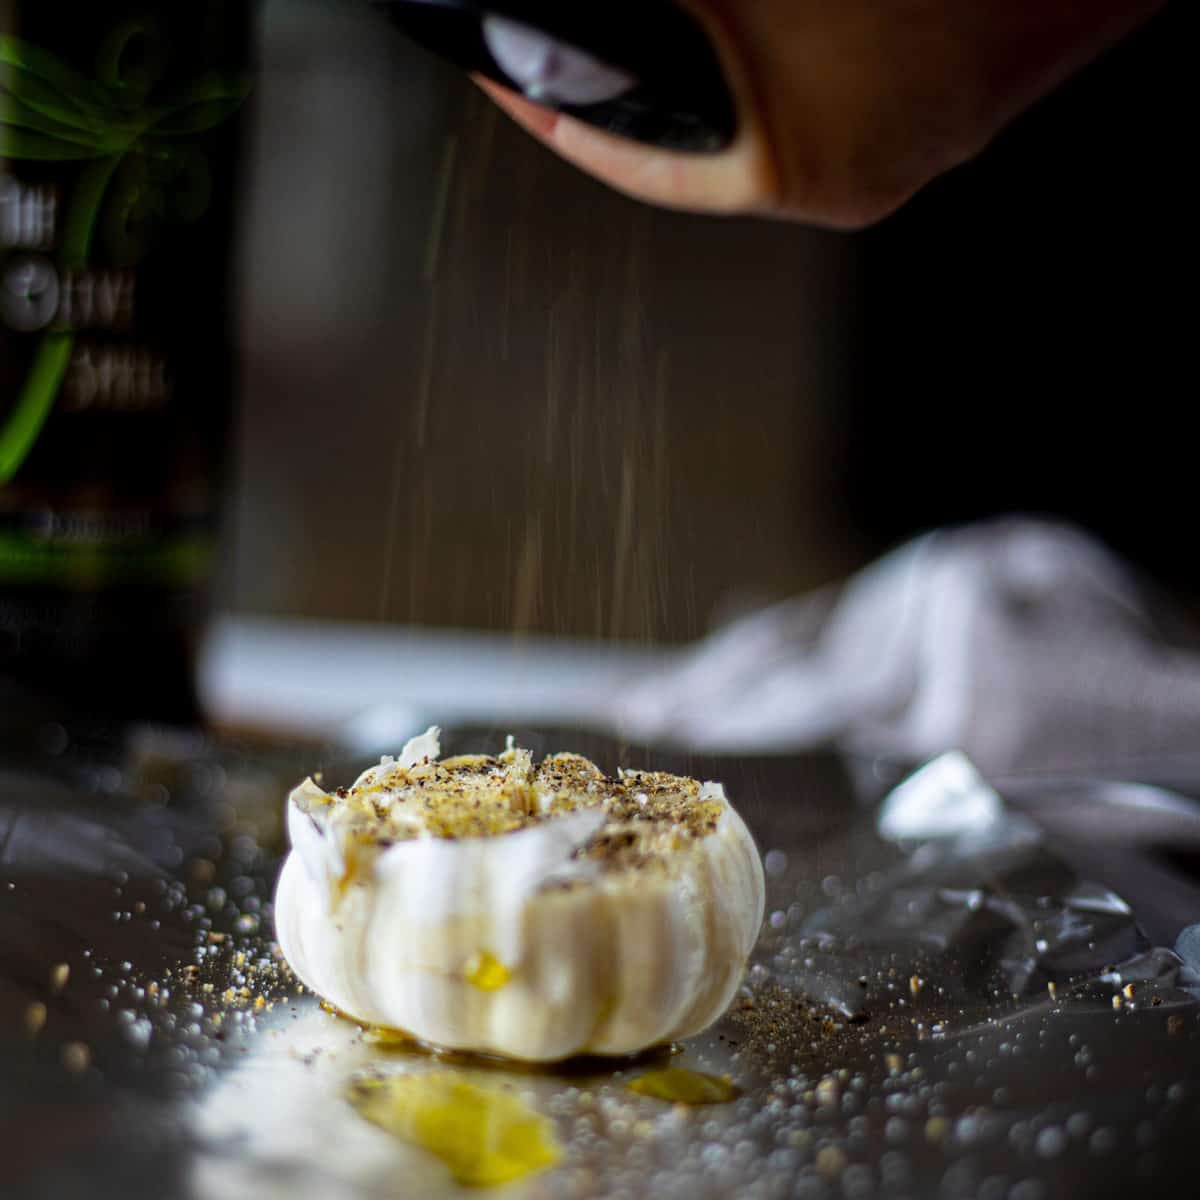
[{"left": 274, "top": 729, "right": 765, "bottom": 1062}]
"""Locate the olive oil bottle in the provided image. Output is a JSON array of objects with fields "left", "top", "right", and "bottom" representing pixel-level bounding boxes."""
[{"left": 0, "top": 3, "right": 251, "bottom": 746}]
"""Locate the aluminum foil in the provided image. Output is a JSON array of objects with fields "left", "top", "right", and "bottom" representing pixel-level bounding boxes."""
[{"left": 3, "top": 727, "right": 1199, "bottom": 1199}]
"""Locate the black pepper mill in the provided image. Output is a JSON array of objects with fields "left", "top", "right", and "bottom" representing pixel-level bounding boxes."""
[
  {"left": 371, "top": 0, "right": 738, "bottom": 152},
  {"left": 0, "top": 3, "right": 252, "bottom": 753}
]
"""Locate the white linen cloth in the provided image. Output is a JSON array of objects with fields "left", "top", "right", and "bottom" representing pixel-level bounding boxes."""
[{"left": 618, "top": 519, "right": 1200, "bottom": 776}]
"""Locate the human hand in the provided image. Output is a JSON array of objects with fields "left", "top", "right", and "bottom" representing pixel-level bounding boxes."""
[{"left": 478, "top": 0, "right": 1165, "bottom": 227}]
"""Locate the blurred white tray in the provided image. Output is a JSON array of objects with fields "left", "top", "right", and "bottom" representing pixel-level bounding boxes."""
[{"left": 199, "top": 613, "right": 673, "bottom": 749}]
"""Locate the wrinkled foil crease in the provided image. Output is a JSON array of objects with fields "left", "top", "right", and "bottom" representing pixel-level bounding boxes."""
[{"left": 797, "top": 753, "right": 1198, "bottom": 1018}]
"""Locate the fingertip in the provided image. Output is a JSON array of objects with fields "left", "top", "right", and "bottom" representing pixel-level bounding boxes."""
[
  {"left": 475, "top": 77, "right": 776, "bottom": 218},
  {"left": 474, "top": 77, "right": 562, "bottom": 141}
]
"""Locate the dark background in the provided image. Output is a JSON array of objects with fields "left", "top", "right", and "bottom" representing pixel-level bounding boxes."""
[
  {"left": 223, "top": 0, "right": 1193, "bottom": 642},
  {"left": 858, "top": 2, "right": 1193, "bottom": 595}
]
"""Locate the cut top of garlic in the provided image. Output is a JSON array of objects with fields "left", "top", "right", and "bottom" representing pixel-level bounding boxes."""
[
  {"left": 291, "top": 727, "right": 730, "bottom": 885},
  {"left": 278, "top": 728, "right": 765, "bottom": 1061}
]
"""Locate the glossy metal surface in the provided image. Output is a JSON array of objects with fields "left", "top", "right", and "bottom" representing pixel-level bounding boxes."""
[{"left": 3, "top": 728, "right": 1199, "bottom": 1198}]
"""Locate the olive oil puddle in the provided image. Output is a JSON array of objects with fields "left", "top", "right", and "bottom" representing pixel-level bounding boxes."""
[
  {"left": 339, "top": 1015, "right": 738, "bottom": 1186},
  {"left": 347, "top": 1071, "right": 560, "bottom": 1187},
  {"left": 627, "top": 1066, "right": 740, "bottom": 1104}
]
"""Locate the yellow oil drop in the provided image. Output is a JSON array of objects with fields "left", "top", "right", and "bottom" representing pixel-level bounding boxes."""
[
  {"left": 332, "top": 837, "right": 368, "bottom": 906},
  {"left": 365, "top": 1026, "right": 429, "bottom": 1054},
  {"left": 347, "top": 1071, "right": 560, "bottom": 1187},
  {"left": 628, "top": 1067, "right": 739, "bottom": 1105},
  {"left": 465, "top": 951, "right": 511, "bottom": 992}
]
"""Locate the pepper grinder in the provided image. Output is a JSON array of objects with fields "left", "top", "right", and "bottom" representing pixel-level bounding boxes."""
[{"left": 370, "top": 0, "right": 737, "bottom": 152}]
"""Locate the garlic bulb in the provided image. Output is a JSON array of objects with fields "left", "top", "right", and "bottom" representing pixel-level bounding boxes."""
[{"left": 274, "top": 729, "right": 765, "bottom": 1062}]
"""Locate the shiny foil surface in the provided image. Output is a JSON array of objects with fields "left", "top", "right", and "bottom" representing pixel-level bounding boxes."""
[{"left": 3, "top": 727, "right": 1199, "bottom": 1198}]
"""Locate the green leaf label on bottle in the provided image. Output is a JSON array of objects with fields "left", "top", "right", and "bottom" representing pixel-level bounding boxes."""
[
  {"left": 0, "top": 6, "right": 249, "bottom": 598},
  {"left": 0, "top": 25, "right": 249, "bottom": 482}
]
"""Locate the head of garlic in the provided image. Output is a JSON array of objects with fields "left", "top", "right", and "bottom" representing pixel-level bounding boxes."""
[{"left": 274, "top": 728, "right": 765, "bottom": 1062}]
